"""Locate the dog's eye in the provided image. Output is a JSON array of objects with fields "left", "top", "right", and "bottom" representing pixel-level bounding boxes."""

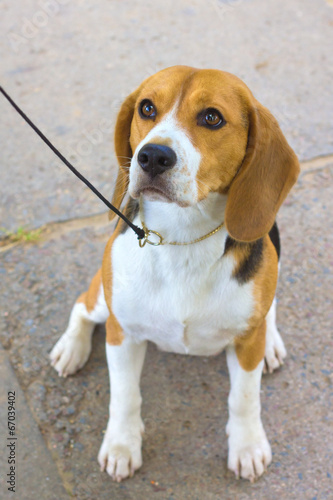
[
  {"left": 198, "top": 108, "right": 225, "bottom": 129},
  {"left": 139, "top": 99, "right": 156, "bottom": 119},
  {"left": 205, "top": 111, "right": 221, "bottom": 126}
]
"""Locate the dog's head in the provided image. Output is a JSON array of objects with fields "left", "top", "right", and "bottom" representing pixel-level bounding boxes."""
[{"left": 111, "top": 66, "right": 299, "bottom": 242}]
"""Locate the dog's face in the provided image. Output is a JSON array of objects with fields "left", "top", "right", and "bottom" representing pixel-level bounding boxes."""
[
  {"left": 127, "top": 67, "right": 248, "bottom": 207},
  {"left": 112, "top": 66, "right": 299, "bottom": 241}
]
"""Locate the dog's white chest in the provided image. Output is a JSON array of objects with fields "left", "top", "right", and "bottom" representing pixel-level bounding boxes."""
[{"left": 111, "top": 228, "right": 254, "bottom": 356}]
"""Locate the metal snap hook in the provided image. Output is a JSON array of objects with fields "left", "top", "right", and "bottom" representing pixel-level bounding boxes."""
[{"left": 138, "top": 229, "right": 164, "bottom": 247}]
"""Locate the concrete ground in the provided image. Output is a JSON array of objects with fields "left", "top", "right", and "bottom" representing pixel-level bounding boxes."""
[{"left": 0, "top": 0, "right": 332, "bottom": 498}]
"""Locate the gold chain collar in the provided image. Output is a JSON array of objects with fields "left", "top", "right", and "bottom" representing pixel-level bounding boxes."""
[{"left": 138, "top": 196, "right": 224, "bottom": 248}]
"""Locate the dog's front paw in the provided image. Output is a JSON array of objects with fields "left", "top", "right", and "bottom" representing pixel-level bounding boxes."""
[
  {"left": 264, "top": 326, "right": 287, "bottom": 374},
  {"left": 50, "top": 331, "right": 92, "bottom": 377},
  {"left": 98, "top": 420, "right": 144, "bottom": 482},
  {"left": 226, "top": 420, "right": 272, "bottom": 482}
]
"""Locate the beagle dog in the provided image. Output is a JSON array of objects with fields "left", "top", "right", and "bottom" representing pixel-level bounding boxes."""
[{"left": 50, "top": 66, "right": 300, "bottom": 483}]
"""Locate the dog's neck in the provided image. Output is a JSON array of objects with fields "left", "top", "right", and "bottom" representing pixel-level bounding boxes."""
[{"left": 140, "top": 192, "right": 227, "bottom": 244}]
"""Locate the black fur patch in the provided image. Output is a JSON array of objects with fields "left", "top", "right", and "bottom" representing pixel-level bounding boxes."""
[
  {"left": 268, "top": 221, "right": 280, "bottom": 261},
  {"left": 223, "top": 236, "right": 264, "bottom": 284}
]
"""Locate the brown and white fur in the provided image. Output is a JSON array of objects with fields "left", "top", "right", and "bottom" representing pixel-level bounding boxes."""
[{"left": 50, "top": 66, "right": 299, "bottom": 483}]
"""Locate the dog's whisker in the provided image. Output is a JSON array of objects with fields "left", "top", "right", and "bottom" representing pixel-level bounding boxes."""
[
  {"left": 116, "top": 178, "right": 130, "bottom": 200},
  {"left": 197, "top": 178, "right": 211, "bottom": 192},
  {"left": 195, "top": 182, "right": 208, "bottom": 198}
]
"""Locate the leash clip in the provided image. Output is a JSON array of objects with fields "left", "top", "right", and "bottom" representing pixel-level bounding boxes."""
[{"left": 139, "top": 227, "right": 164, "bottom": 247}]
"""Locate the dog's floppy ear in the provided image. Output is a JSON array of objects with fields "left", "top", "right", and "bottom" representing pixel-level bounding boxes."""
[
  {"left": 225, "top": 99, "right": 300, "bottom": 242},
  {"left": 109, "top": 89, "right": 140, "bottom": 221}
]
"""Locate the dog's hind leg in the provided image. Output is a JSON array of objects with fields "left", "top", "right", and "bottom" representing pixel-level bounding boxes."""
[
  {"left": 263, "top": 298, "right": 287, "bottom": 374},
  {"left": 50, "top": 269, "right": 109, "bottom": 377}
]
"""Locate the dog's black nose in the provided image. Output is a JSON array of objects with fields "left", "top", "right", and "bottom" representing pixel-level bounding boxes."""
[{"left": 137, "top": 143, "right": 177, "bottom": 178}]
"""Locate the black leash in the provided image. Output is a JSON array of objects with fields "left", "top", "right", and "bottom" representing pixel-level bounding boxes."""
[{"left": 0, "top": 86, "right": 145, "bottom": 240}]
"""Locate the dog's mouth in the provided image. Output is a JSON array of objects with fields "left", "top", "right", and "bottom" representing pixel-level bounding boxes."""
[{"left": 138, "top": 186, "right": 173, "bottom": 203}]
